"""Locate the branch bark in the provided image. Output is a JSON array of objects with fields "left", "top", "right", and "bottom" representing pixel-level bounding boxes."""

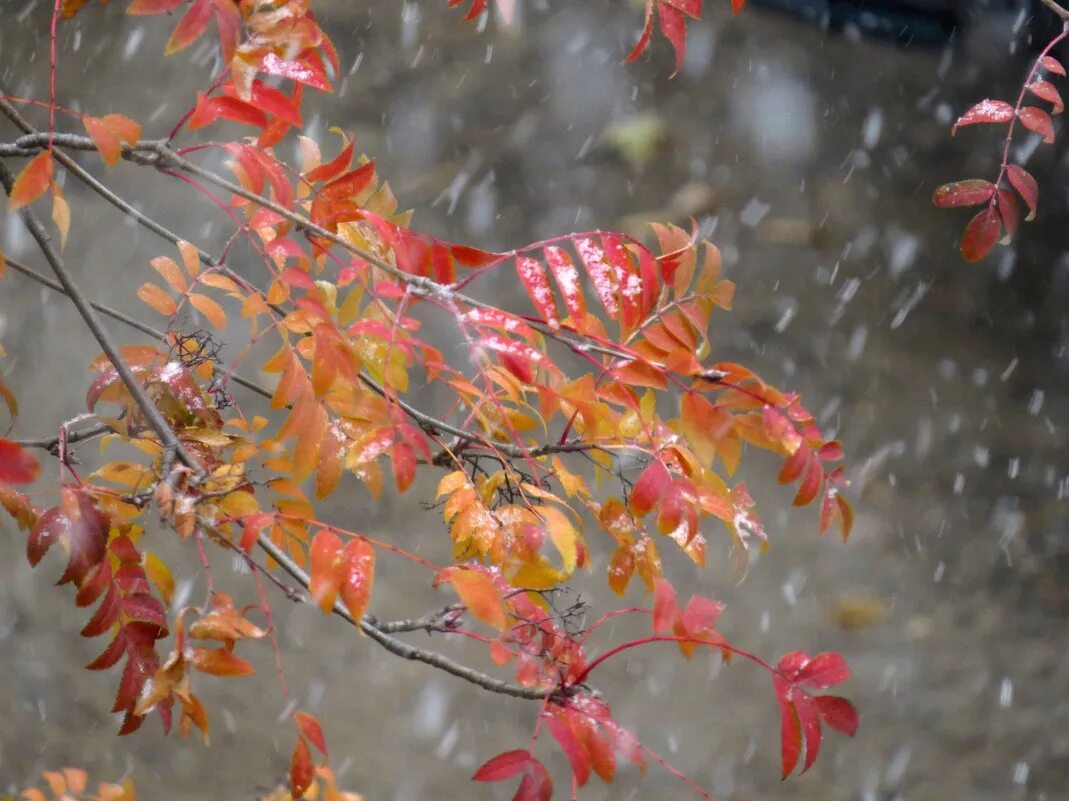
[
  {"left": 253, "top": 533, "right": 554, "bottom": 702},
  {"left": 0, "top": 159, "right": 201, "bottom": 475}
]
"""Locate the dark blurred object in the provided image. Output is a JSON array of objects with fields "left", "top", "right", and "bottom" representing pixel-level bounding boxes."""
[{"left": 746, "top": 0, "right": 1048, "bottom": 47}]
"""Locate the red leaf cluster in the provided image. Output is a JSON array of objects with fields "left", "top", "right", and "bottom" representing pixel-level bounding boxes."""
[{"left": 935, "top": 45, "right": 1066, "bottom": 261}]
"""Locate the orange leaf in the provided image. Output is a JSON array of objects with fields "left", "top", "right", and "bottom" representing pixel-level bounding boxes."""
[
  {"left": 0, "top": 439, "right": 40, "bottom": 484},
  {"left": 8, "top": 150, "right": 53, "bottom": 209},
  {"left": 294, "top": 710, "right": 328, "bottom": 756},
  {"left": 189, "top": 293, "right": 227, "bottom": 328},
  {"left": 151, "top": 256, "right": 188, "bottom": 293},
  {"left": 309, "top": 529, "right": 343, "bottom": 613},
  {"left": 83, "top": 114, "right": 141, "bottom": 167},
  {"left": 51, "top": 188, "right": 70, "bottom": 250},
  {"left": 339, "top": 538, "right": 375, "bottom": 623},
  {"left": 189, "top": 646, "right": 256, "bottom": 676},
  {"left": 290, "top": 736, "right": 315, "bottom": 799},
  {"left": 137, "top": 282, "right": 177, "bottom": 316},
  {"left": 444, "top": 567, "right": 507, "bottom": 630}
]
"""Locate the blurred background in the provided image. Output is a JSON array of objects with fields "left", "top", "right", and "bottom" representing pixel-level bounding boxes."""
[{"left": 1, "top": 1, "right": 1067, "bottom": 799}]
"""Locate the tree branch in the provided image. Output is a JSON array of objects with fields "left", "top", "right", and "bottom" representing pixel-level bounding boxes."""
[
  {"left": 1, "top": 253, "right": 274, "bottom": 403},
  {"left": 1039, "top": 0, "right": 1069, "bottom": 23},
  {"left": 253, "top": 532, "right": 553, "bottom": 701},
  {"left": 0, "top": 159, "right": 201, "bottom": 476}
]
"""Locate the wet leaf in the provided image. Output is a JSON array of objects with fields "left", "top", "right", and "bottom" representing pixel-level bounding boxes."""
[
  {"left": 8, "top": 150, "right": 53, "bottom": 210},
  {"left": 951, "top": 99, "right": 1015, "bottom": 135},
  {"left": 960, "top": 207, "right": 1001, "bottom": 262}
]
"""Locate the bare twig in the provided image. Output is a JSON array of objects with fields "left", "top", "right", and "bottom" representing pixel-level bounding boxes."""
[{"left": 15, "top": 421, "right": 111, "bottom": 455}]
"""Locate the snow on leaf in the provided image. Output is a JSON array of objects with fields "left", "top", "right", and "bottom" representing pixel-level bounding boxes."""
[
  {"left": 951, "top": 99, "right": 1015, "bottom": 135},
  {"left": 1028, "top": 79, "right": 1064, "bottom": 114},
  {"left": 1041, "top": 55, "right": 1066, "bottom": 77},
  {"left": 1018, "top": 106, "right": 1056, "bottom": 143},
  {"left": 931, "top": 179, "right": 996, "bottom": 208}
]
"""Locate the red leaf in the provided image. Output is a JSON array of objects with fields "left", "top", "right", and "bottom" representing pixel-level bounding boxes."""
[
  {"left": 0, "top": 439, "right": 40, "bottom": 484},
  {"left": 1041, "top": 55, "right": 1066, "bottom": 76},
  {"left": 260, "top": 52, "right": 331, "bottom": 92},
  {"left": 81, "top": 583, "right": 120, "bottom": 637},
  {"left": 305, "top": 138, "right": 354, "bottom": 183},
  {"left": 795, "top": 692, "right": 823, "bottom": 773},
  {"left": 792, "top": 459, "right": 823, "bottom": 507},
  {"left": 680, "top": 593, "right": 724, "bottom": 637},
  {"left": 290, "top": 737, "right": 315, "bottom": 799},
  {"left": 652, "top": 578, "right": 679, "bottom": 634},
  {"left": 630, "top": 459, "right": 670, "bottom": 517},
  {"left": 931, "top": 179, "right": 996, "bottom": 208},
  {"left": 165, "top": 0, "right": 212, "bottom": 54},
  {"left": 951, "top": 99, "right": 1015, "bottom": 134},
  {"left": 294, "top": 711, "right": 328, "bottom": 756},
  {"left": 814, "top": 695, "right": 859, "bottom": 736},
  {"left": 321, "top": 161, "right": 376, "bottom": 200},
  {"left": 575, "top": 236, "right": 620, "bottom": 317},
  {"left": 127, "top": 0, "right": 185, "bottom": 11},
  {"left": 1018, "top": 106, "right": 1055, "bottom": 143},
  {"left": 239, "top": 512, "right": 274, "bottom": 554},
  {"left": 516, "top": 255, "right": 560, "bottom": 328},
  {"left": 1028, "top": 79, "right": 1064, "bottom": 114},
  {"left": 8, "top": 150, "right": 54, "bottom": 210},
  {"left": 472, "top": 749, "right": 532, "bottom": 782},
  {"left": 391, "top": 441, "right": 416, "bottom": 493},
  {"left": 545, "top": 713, "right": 591, "bottom": 787},
  {"left": 544, "top": 245, "right": 586, "bottom": 323},
  {"left": 85, "top": 629, "right": 126, "bottom": 670},
  {"left": 794, "top": 652, "right": 851, "bottom": 689},
  {"left": 625, "top": 0, "right": 655, "bottom": 63},
  {"left": 997, "top": 189, "right": 1020, "bottom": 240},
  {"left": 775, "top": 677, "right": 802, "bottom": 779},
  {"left": 960, "top": 207, "right": 1001, "bottom": 262},
  {"left": 658, "top": 1, "right": 688, "bottom": 76},
  {"left": 232, "top": 80, "right": 303, "bottom": 126},
  {"left": 1006, "top": 164, "right": 1038, "bottom": 220},
  {"left": 188, "top": 94, "right": 268, "bottom": 131}
]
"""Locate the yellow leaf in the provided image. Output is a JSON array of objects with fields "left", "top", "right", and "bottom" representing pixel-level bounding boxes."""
[
  {"left": 51, "top": 188, "right": 70, "bottom": 250},
  {"left": 537, "top": 505, "right": 578, "bottom": 575},
  {"left": 137, "top": 282, "right": 177, "bottom": 316},
  {"left": 143, "top": 552, "right": 175, "bottom": 605},
  {"left": 189, "top": 293, "right": 226, "bottom": 328}
]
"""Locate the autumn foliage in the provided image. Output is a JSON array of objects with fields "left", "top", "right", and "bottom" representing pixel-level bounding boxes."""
[
  {"left": 934, "top": 21, "right": 1068, "bottom": 262},
  {"left": 0, "top": 2, "right": 869, "bottom": 800}
]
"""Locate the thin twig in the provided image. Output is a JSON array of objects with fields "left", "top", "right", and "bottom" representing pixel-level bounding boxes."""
[
  {"left": 254, "top": 532, "right": 553, "bottom": 702},
  {"left": 1, "top": 253, "right": 274, "bottom": 402},
  {"left": 0, "top": 159, "right": 201, "bottom": 475},
  {"left": 16, "top": 421, "right": 111, "bottom": 455},
  {"left": 1039, "top": 0, "right": 1069, "bottom": 23}
]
